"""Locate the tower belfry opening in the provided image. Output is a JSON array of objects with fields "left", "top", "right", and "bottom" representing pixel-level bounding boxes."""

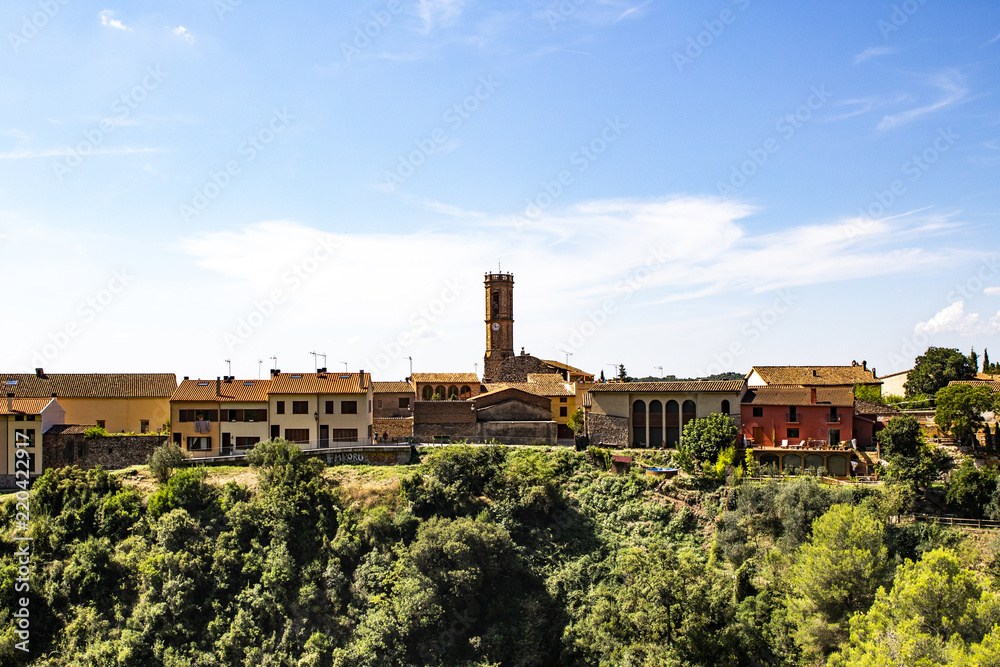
[{"left": 483, "top": 271, "right": 514, "bottom": 382}]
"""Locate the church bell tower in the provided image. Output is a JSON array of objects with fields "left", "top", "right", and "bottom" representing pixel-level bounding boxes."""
[{"left": 483, "top": 272, "right": 514, "bottom": 382}]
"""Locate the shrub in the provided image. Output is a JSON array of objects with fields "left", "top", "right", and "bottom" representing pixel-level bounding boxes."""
[{"left": 147, "top": 442, "right": 188, "bottom": 484}]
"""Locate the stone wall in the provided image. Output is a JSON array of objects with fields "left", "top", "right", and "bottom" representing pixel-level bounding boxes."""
[
  {"left": 494, "top": 355, "right": 558, "bottom": 382},
  {"left": 477, "top": 420, "right": 557, "bottom": 444},
  {"left": 413, "top": 401, "right": 476, "bottom": 424},
  {"left": 374, "top": 417, "right": 413, "bottom": 441},
  {"left": 476, "top": 400, "right": 551, "bottom": 422},
  {"left": 321, "top": 446, "right": 411, "bottom": 465},
  {"left": 414, "top": 421, "right": 477, "bottom": 440},
  {"left": 587, "top": 413, "right": 629, "bottom": 447},
  {"left": 43, "top": 433, "right": 168, "bottom": 471}
]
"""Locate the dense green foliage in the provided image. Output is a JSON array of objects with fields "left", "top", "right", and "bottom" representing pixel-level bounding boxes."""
[
  {"left": 935, "top": 384, "right": 997, "bottom": 446},
  {"left": 1, "top": 440, "right": 997, "bottom": 666},
  {"left": 681, "top": 413, "right": 739, "bottom": 464},
  {"left": 877, "top": 415, "right": 943, "bottom": 489},
  {"left": 147, "top": 443, "right": 188, "bottom": 484},
  {"left": 905, "top": 347, "right": 977, "bottom": 397}
]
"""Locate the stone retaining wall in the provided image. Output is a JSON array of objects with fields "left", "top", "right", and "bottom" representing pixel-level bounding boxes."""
[
  {"left": 43, "top": 433, "right": 168, "bottom": 471},
  {"left": 587, "top": 413, "right": 629, "bottom": 447},
  {"left": 374, "top": 417, "right": 413, "bottom": 440}
]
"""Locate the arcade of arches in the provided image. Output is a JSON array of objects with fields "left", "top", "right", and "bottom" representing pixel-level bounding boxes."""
[
  {"left": 630, "top": 399, "right": 730, "bottom": 448},
  {"left": 421, "top": 385, "right": 474, "bottom": 401}
]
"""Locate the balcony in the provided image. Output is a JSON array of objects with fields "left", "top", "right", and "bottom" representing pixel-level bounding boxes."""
[
  {"left": 785, "top": 413, "right": 800, "bottom": 423},
  {"left": 826, "top": 414, "right": 842, "bottom": 423}
]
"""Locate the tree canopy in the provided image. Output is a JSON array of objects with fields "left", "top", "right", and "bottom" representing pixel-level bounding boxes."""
[
  {"left": 681, "top": 412, "right": 739, "bottom": 463},
  {"left": 905, "top": 347, "right": 977, "bottom": 397},
  {"left": 935, "top": 384, "right": 996, "bottom": 446}
]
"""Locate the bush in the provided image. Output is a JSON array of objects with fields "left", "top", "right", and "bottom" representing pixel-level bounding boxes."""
[
  {"left": 147, "top": 442, "right": 188, "bottom": 484},
  {"left": 83, "top": 425, "right": 109, "bottom": 438}
]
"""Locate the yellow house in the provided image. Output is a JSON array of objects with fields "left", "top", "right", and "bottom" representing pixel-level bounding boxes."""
[
  {"left": 268, "top": 372, "right": 373, "bottom": 447},
  {"left": 0, "top": 371, "right": 176, "bottom": 433},
  {"left": 484, "top": 373, "right": 578, "bottom": 438},
  {"left": 1, "top": 397, "right": 65, "bottom": 479},
  {"left": 170, "top": 378, "right": 271, "bottom": 458}
]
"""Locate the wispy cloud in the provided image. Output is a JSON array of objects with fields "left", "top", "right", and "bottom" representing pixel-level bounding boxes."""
[
  {"left": 986, "top": 31, "right": 1000, "bottom": 46},
  {"left": 852, "top": 46, "right": 898, "bottom": 64},
  {"left": 172, "top": 26, "right": 195, "bottom": 45},
  {"left": 417, "top": 0, "right": 468, "bottom": 32},
  {"left": 98, "top": 10, "right": 131, "bottom": 31},
  {"left": 877, "top": 70, "right": 968, "bottom": 131},
  {"left": 0, "top": 147, "right": 163, "bottom": 160},
  {"left": 616, "top": 1, "right": 652, "bottom": 23},
  {"left": 985, "top": 286, "right": 1000, "bottom": 296}
]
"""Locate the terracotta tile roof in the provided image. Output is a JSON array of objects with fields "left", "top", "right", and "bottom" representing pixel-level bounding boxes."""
[
  {"left": 539, "top": 359, "right": 592, "bottom": 375},
  {"left": 589, "top": 380, "right": 746, "bottom": 393},
  {"left": 749, "top": 366, "right": 880, "bottom": 386},
  {"left": 484, "top": 381, "right": 575, "bottom": 397},
  {"left": 171, "top": 379, "right": 272, "bottom": 403},
  {"left": 269, "top": 372, "right": 370, "bottom": 394},
  {"left": 0, "top": 398, "right": 56, "bottom": 415},
  {"left": 948, "top": 380, "right": 1000, "bottom": 393},
  {"left": 410, "top": 373, "right": 480, "bottom": 384},
  {"left": 373, "top": 381, "right": 414, "bottom": 394},
  {"left": 473, "top": 387, "right": 551, "bottom": 411},
  {"left": 741, "top": 385, "right": 855, "bottom": 407},
  {"left": 45, "top": 424, "right": 95, "bottom": 435},
  {"left": 0, "top": 373, "right": 177, "bottom": 398},
  {"left": 877, "top": 369, "right": 911, "bottom": 379},
  {"left": 854, "top": 400, "right": 901, "bottom": 416}
]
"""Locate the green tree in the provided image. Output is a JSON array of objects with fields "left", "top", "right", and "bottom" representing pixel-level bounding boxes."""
[
  {"left": 854, "top": 384, "right": 884, "bottom": 404},
  {"left": 935, "top": 383, "right": 995, "bottom": 446},
  {"left": 877, "top": 415, "right": 942, "bottom": 490},
  {"left": 834, "top": 548, "right": 1000, "bottom": 666},
  {"left": 566, "top": 407, "right": 584, "bottom": 434},
  {"left": 681, "top": 412, "right": 739, "bottom": 464},
  {"left": 617, "top": 364, "right": 631, "bottom": 382},
  {"left": 786, "top": 504, "right": 890, "bottom": 662},
  {"left": 972, "top": 347, "right": 980, "bottom": 373},
  {"left": 905, "top": 346, "right": 977, "bottom": 397},
  {"left": 147, "top": 442, "right": 188, "bottom": 484},
  {"left": 947, "top": 459, "right": 998, "bottom": 518}
]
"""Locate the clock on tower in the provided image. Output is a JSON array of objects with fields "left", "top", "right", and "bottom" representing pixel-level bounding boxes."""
[{"left": 483, "top": 272, "right": 514, "bottom": 382}]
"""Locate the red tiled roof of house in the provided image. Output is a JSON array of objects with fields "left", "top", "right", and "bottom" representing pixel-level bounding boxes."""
[
  {"left": 373, "top": 381, "right": 414, "bottom": 394},
  {"left": 411, "top": 373, "right": 480, "bottom": 384},
  {"left": 589, "top": 380, "right": 745, "bottom": 393},
  {"left": 854, "top": 400, "right": 901, "bottom": 416},
  {"left": 484, "top": 381, "right": 575, "bottom": 397},
  {"left": 269, "top": 372, "right": 369, "bottom": 394},
  {"left": 171, "top": 379, "right": 272, "bottom": 402},
  {"left": 749, "top": 366, "right": 880, "bottom": 386},
  {"left": 0, "top": 398, "right": 56, "bottom": 415},
  {"left": 741, "top": 385, "right": 855, "bottom": 407},
  {"left": 948, "top": 380, "right": 1000, "bottom": 393},
  {"left": 0, "top": 373, "right": 177, "bottom": 398}
]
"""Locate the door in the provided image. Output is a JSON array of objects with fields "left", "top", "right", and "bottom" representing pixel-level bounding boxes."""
[
  {"left": 753, "top": 427, "right": 765, "bottom": 445},
  {"left": 319, "top": 425, "right": 329, "bottom": 448},
  {"left": 222, "top": 432, "right": 232, "bottom": 455},
  {"left": 270, "top": 424, "right": 279, "bottom": 440},
  {"left": 829, "top": 429, "right": 841, "bottom": 447}
]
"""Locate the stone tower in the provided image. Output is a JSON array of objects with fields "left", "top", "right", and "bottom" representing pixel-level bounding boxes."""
[{"left": 483, "top": 272, "right": 514, "bottom": 382}]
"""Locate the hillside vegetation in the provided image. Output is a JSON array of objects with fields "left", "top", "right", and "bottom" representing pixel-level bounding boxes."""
[{"left": 3, "top": 440, "right": 1000, "bottom": 666}]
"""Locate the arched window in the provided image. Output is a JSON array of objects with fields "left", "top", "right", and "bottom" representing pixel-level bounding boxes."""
[
  {"left": 721, "top": 400, "right": 730, "bottom": 415},
  {"left": 435, "top": 385, "right": 446, "bottom": 399},
  {"left": 448, "top": 385, "right": 459, "bottom": 400},
  {"left": 682, "top": 400, "right": 696, "bottom": 426},
  {"left": 649, "top": 400, "right": 663, "bottom": 449},
  {"left": 782, "top": 454, "right": 802, "bottom": 474},
  {"left": 460, "top": 385, "right": 471, "bottom": 399},
  {"left": 422, "top": 386, "right": 432, "bottom": 400},
  {"left": 665, "top": 400, "right": 680, "bottom": 447},
  {"left": 632, "top": 400, "right": 647, "bottom": 447}
]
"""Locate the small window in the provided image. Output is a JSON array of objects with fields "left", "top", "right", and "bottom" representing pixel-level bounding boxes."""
[
  {"left": 377, "top": 399, "right": 383, "bottom": 408},
  {"left": 96, "top": 420, "right": 106, "bottom": 429},
  {"left": 752, "top": 407, "right": 763, "bottom": 418},
  {"left": 787, "top": 428, "right": 800, "bottom": 439},
  {"left": 292, "top": 400, "right": 308, "bottom": 414},
  {"left": 173, "top": 432, "right": 181, "bottom": 444},
  {"left": 399, "top": 397, "right": 410, "bottom": 409},
  {"left": 276, "top": 401, "right": 285, "bottom": 414},
  {"left": 186, "top": 436, "right": 211, "bottom": 451},
  {"left": 721, "top": 400, "right": 731, "bottom": 415},
  {"left": 26, "top": 415, "right": 36, "bottom": 422},
  {"left": 14, "top": 428, "right": 35, "bottom": 447},
  {"left": 339, "top": 374, "right": 350, "bottom": 379},
  {"left": 342, "top": 401, "right": 358, "bottom": 415},
  {"left": 560, "top": 407, "right": 568, "bottom": 417},
  {"left": 140, "top": 420, "right": 149, "bottom": 433},
  {"left": 560, "top": 397, "right": 568, "bottom": 403},
  {"left": 291, "top": 374, "right": 303, "bottom": 379},
  {"left": 14, "top": 414, "right": 23, "bottom": 421},
  {"left": 6, "top": 379, "right": 18, "bottom": 385},
  {"left": 243, "top": 381, "right": 254, "bottom": 386},
  {"left": 197, "top": 381, "right": 209, "bottom": 386},
  {"left": 325, "top": 400, "right": 334, "bottom": 414}
]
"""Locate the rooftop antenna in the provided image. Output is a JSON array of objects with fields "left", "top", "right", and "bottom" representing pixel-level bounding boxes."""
[
  {"left": 340, "top": 361, "right": 348, "bottom": 372},
  {"left": 225, "top": 359, "right": 232, "bottom": 376},
  {"left": 474, "top": 362, "right": 478, "bottom": 376},
  {"left": 270, "top": 356, "right": 277, "bottom": 370},
  {"left": 258, "top": 359, "right": 263, "bottom": 380},
  {"left": 407, "top": 356, "right": 413, "bottom": 381},
  {"left": 655, "top": 366, "right": 664, "bottom": 378},
  {"left": 559, "top": 349, "right": 573, "bottom": 367},
  {"left": 309, "top": 351, "right": 327, "bottom": 372}
]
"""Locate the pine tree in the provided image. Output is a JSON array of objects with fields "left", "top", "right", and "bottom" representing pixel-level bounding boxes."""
[
  {"left": 984, "top": 349, "right": 991, "bottom": 373},
  {"left": 971, "top": 347, "right": 979, "bottom": 373}
]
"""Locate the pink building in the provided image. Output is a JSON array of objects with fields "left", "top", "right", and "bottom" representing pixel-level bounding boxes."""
[{"left": 740, "top": 385, "right": 855, "bottom": 448}]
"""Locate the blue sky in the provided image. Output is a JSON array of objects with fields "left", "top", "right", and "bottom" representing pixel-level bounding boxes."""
[{"left": 2, "top": 0, "right": 999, "bottom": 382}]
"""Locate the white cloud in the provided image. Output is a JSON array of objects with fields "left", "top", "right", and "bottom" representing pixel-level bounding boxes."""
[
  {"left": 853, "top": 46, "right": 897, "bottom": 64},
  {"left": 98, "top": 10, "right": 131, "bottom": 31},
  {"left": 616, "top": 1, "right": 653, "bottom": 23},
  {"left": 914, "top": 301, "right": 1000, "bottom": 336},
  {"left": 172, "top": 26, "right": 194, "bottom": 45},
  {"left": 877, "top": 70, "right": 968, "bottom": 131},
  {"left": 417, "top": 0, "right": 467, "bottom": 32},
  {"left": 985, "top": 286, "right": 1000, "bottom": 296}
]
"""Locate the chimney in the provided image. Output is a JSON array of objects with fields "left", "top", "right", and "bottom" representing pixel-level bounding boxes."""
[
  {"left": 6, "top": 392, "right": 12, "bottom": 413},
  {"left": 216, "top": 377, "right": 221, "bottom": 396},
  {"left": 271, "top": 368, "right": 280, "bottom": 377},
  {"left": 852, "top": 360, "right": 857, "bottom": 367},
  {"left": 359, "top": 369, "right": 366, "bottom": 390},
  {"left": 810, "top": 388, "right": 817, "bottom": 404},
  {"left": 811, "top": 369, "right": 817, "bottom": 377},
  {"left": 862, "top": 360, "right": 867, "bottom": 371},
  {"left": 183, "top": 376, "right": 189, "bottom": 381},
  {"left": 35, "top": 367, "right": 44, "bottom": 377},
  {"left": 872, "top": 367, "right": 876, "bottom": 378}
]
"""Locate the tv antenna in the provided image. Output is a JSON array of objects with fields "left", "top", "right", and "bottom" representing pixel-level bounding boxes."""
[{"left": 309, "top": 351, "right": 326, "bottom": 372}]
